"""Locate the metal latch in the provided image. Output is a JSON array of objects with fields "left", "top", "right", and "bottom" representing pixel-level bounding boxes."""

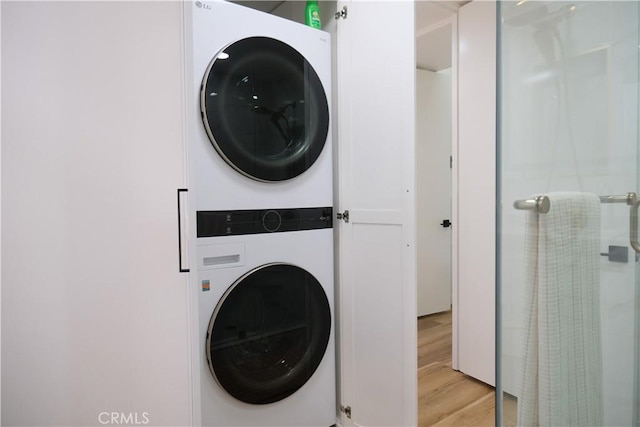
[
  {"left": 337, "top": 210, "right": 349, "bottom": 223},
  {"left": 340, "top": 405, "right": 352, "bottom": 419},
  {"left": 440, "top": 219, "right": 452, "bottom": 228},
  {"left": 600, "top": 245, "right": 629, "bottom": 263},
  {"left": 334, "top": 5, "right": 347, "bottom": 20}
]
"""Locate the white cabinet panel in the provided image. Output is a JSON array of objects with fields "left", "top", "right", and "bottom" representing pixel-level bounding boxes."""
[
  {"left": 1, "top": 2, "right": 191, "bottom": 425},
  {"left": 336, "top": 1, "right": 417, "bottom": 425}
]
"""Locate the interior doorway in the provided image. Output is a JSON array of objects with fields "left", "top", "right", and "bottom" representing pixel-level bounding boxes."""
[
  {"left": 414, "top": 0, "right": 458, "bottom": 338},
  {"left": 414, "top": 2, "right": 465, "bottom": 425},
  {"left": 415, "top": 29, "right": 454, "bottom": 318}
]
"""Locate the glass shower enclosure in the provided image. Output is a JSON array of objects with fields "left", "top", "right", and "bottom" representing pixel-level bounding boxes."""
[{"left": 497, "top": 1, "right": 639, "bottom": 426}]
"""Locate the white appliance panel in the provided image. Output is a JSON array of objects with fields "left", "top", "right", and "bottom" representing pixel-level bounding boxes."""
[
  {"left": 191, "top": 1, "right": 333, "bottom": 211},
  {"left": 197, "top": 230, "right": 335, "bottom": 426}
]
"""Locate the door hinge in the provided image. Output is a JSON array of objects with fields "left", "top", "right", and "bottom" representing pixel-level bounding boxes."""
[
  {"left": 334, "top": 5, "right": 348, "bottom": 20},
  {"left": 450, "top": 155, "right": 453, "bottom": 169},
  {"left": 340, "top": 405, "right": 352, "bottom": 419},
  {"left": 336, "top": 210, "right": 349, "bottom": 223}
]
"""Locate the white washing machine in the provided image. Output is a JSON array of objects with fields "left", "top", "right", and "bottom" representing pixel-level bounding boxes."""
[
  {"left": 196, "top": 207, "right": 335, "bottom": 426},
  {"left": 188, "top": 1, "right": 333, "bottom": 211}
]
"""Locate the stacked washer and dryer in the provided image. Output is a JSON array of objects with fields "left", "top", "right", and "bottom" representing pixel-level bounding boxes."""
[{"left": 188, "top": 1, "right": 335, "bottom": 426}]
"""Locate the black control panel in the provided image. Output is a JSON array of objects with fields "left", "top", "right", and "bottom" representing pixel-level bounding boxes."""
[{"left": 197, "top": 207, "right": 333, "bottom": 237}]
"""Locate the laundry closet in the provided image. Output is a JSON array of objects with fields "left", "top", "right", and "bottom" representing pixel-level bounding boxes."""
[{"left": 1, "top": 1, "right": 496, "bottom": 426}]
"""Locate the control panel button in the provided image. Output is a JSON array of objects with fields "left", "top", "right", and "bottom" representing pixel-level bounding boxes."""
[{"left": 262, "top": 210, "right": 282, "bottom": 232}]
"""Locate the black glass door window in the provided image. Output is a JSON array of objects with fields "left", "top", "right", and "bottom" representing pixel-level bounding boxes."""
[
  {"left": 206, "top": 263, "right": 331, "bottom": 404},
  {"left": 201, "top": 37, "right": 330, "bottom": 182}
]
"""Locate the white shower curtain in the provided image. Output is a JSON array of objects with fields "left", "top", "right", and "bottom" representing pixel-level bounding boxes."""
[{"left": 518, "top": 192, "right": 603, "bottom": 426}]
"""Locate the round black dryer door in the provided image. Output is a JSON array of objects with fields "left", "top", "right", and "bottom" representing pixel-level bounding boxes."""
[
  {"left": 206, "top": 263, "right": 331, "bottom": 404},
  {"left": 201, "top": 37, "right": 330, "bottom": 182}
]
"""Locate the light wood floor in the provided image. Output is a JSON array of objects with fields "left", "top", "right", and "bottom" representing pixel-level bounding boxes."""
[{"left": 418, "top": 311, "right": 517, "bottom": 427}]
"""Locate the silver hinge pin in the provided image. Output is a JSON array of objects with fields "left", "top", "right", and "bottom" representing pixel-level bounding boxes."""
[
  {"left": 340, "top": 405, "right": 352, "bottom": 419},
  {"left": 334, "top": 6, "right": 348, "bottom": 20}
]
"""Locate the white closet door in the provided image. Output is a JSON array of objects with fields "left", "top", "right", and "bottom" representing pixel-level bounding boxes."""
[
  {"left": 456, "top": 0, "right": 497, "bottom": 386},
  {"left": 336, "top": 1, "right": 417, "bottom": 426},
  {"left": 1, "top": 2, "right": 191, "bottom": 425}
]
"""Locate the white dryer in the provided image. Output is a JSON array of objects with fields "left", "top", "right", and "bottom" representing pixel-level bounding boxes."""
[
  {"left": 188, "top": 1, "right": 333, "bottom": 211},
  {"left": 196, "top": 207, "right": 335, "bottom": 426}
]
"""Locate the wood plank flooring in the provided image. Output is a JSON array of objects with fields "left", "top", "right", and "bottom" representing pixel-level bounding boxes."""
[{"left": 418, "top": 311, "right": 517, "bottom": 427}]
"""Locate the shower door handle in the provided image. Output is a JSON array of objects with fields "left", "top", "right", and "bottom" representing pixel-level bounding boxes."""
[{"left": 630, "top": 198, "right": 640, "bottom": 254}]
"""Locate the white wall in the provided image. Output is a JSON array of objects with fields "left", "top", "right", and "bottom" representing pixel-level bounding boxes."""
[
  {"left": 499, "top": 2, "right": 639, "bottom": 425},
  {"left": 1, "top": 3, "right": 191, "bottom": 425}
]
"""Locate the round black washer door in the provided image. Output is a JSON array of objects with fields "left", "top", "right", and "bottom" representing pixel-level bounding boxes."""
[
  {"left": 206, "top": 263, "right": 331, "bottom": 404},
  {"left": 201, "top": 37, "right": 330, "bottom": 182}
]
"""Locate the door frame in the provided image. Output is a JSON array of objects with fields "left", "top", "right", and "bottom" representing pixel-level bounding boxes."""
[
  {"left": 416, "top": 11, "right": 460, "bottom": 369},
  {"left": 450, "top": 14, "right": 460, "bottom": 372}
]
